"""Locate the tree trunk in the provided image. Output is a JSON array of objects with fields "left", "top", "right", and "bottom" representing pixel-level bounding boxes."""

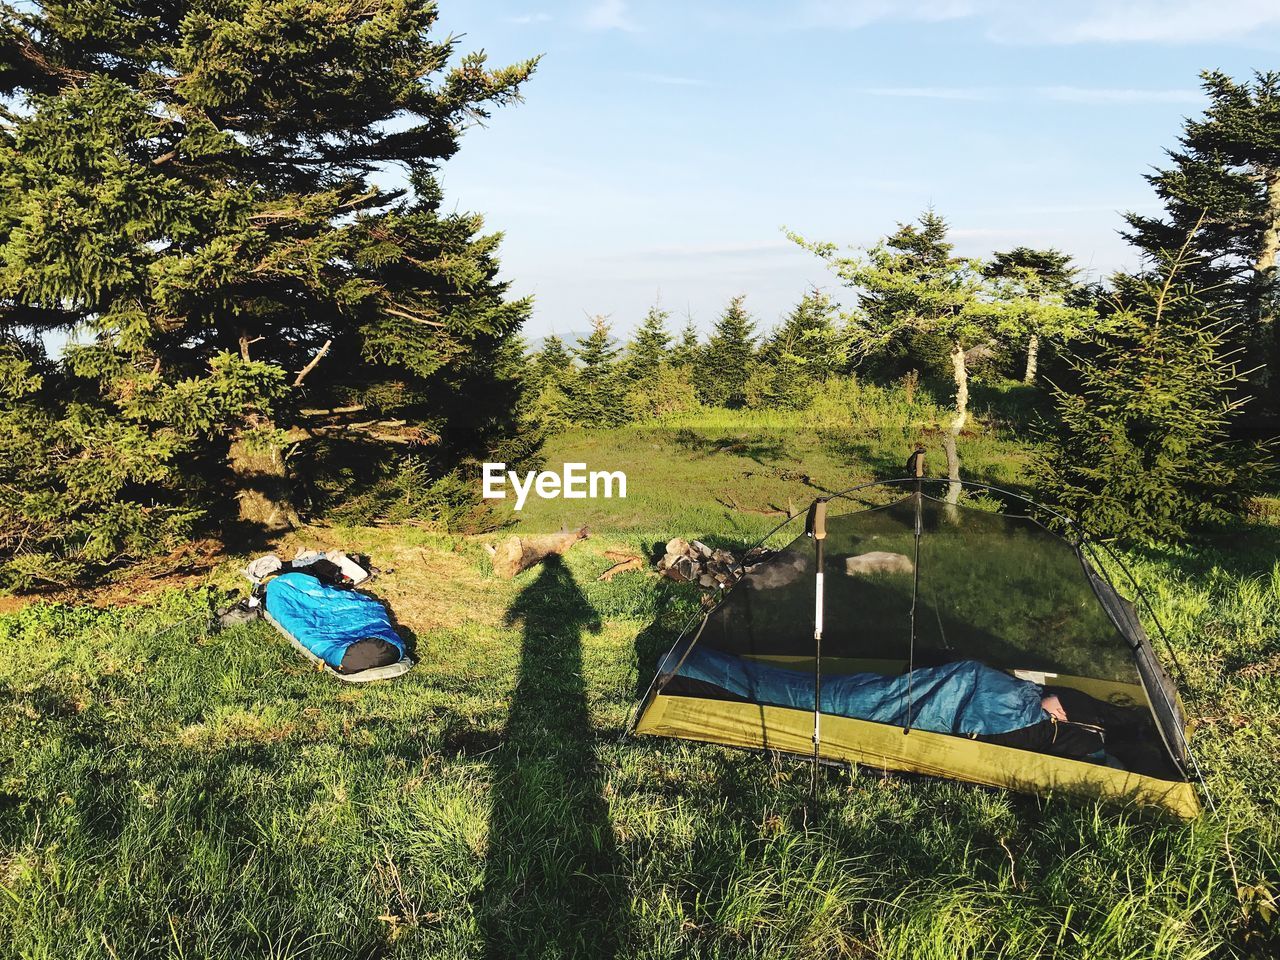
[
  {"left": 943, "top": 433, "right": 961, "bottom": 510},
  {"left": 1261, "top": 169, "right": 1280, "bottom": 409},
  {"left": 946, "top": 341, "right": 968, "bottom": 505},
  {"left": 488, "top": 527, "right": 588, "bottom": 578},
  {"left": 228, "top": 435, "right": 301, "bottom": 533},
  {"left": 1023, "top": 333, "right": 1040, "bottom": 384},
  {"left": 1258, "top": 171, "right": 1280, "bottom": 277}
]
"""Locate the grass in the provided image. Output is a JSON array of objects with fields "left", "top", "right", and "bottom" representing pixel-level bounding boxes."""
[{"left": 2, "top": 398, "right": 1279, "bottom": 958}]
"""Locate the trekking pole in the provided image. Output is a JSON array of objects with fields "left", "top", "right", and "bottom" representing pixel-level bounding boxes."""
[{"left": 807, "top": 497, "right": 829, "bottom": 795}]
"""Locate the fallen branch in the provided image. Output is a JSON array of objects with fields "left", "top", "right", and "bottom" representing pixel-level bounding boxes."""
[
  {"left": 716, "top": 492, "right": 789, "bottom": 517},
  {"left": 597, "top": 555, "right": 644, "bottom": 581}
]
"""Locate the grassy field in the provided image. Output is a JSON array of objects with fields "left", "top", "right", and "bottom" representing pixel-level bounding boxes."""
[{"left": 2, "top": 394, "right": 1279, "bottom": 958}]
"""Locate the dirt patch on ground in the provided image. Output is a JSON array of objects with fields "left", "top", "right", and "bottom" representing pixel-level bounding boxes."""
[
  {"left": 2, "top": 525, "right": 512, "bottom": 637},
  {"left": 1, "top": 538, "right": 230, "bottom": 613},
  {"left": 258, "top": 526, "right": 509, "bottom": 635}
]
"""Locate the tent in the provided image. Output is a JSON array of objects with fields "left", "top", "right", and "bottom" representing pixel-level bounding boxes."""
[{"left": 630, "top": 479, "right": 1205, "bottom": 817}]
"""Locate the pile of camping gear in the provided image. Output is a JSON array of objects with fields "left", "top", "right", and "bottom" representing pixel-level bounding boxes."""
[
  {"left": 656, "top": 537, "right": 774, "bottom": 590},
  {"left": 217, "top": 549, "right": 413, "bottom": 682}
]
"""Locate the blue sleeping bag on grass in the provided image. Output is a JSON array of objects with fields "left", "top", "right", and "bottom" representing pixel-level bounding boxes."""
[
  {"left": 263, "top": 572, "right": 412, "bottom": 681},
  {"left": 665, "top": 646, "right": 1045, "bottom": 736}
]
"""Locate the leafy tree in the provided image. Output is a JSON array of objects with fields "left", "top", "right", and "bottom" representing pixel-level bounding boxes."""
[
  {"left": 0, "top": 1, "right": 535, "bottom": 586},
  {"left": 565, "top": 315, "right": 627, "bottom": 427},
  {"left": 699, "top": 295, "right": 757, "bottom": 408},
  {"left": 1124, "top": 70, "right": 1280, "bottom": 409},
  {"left": 792, "top": 209, "right": 997, "bottom": 500},
  {"left": 1037, "top": 238, "right": 1268, "bottom": 541},
  {"left": 983, "top": 247, "right": 1094, "bottom": 383},
  {"left": 624, "top": 305, "right": 672, "bottom": 384}
]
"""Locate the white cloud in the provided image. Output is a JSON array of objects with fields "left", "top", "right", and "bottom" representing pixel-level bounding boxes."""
[
  {"left": 597, "top": 240, "right": 797, "bottom": 261},
  {"left": 1040, "top": 0, "right": 1280, "bottom": 44},
  {"left": 800, "top": 0, "right": 1280, "bottom": 44},
  {"left": 1037, "top": 86, "right": 1202, "bottom": 104},
  {"left": 632, "top": 73, "right": 704, "bottom": 86},
  {"left": 862, "top": 86, "right": 997, "bottom": 100},
  {"left": 799, "top": 0, "right": 978, "bottom": 30},
  {"left": 858, "top": 86, "right": 1203, "bottom": 104},
  {"left": 584, "top": 0, "right": 639, "bottom": 32},
  {"left": 506, "top": 12, "right": 552, "bottom": 25}
]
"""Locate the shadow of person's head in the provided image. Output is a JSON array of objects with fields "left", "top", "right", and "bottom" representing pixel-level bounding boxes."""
[{"left": 503, "top": 555, "right": 602, "bottom": 636}]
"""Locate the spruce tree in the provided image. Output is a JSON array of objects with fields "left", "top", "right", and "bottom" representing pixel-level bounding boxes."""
[
  {"left": 1123, "top": 71, "right": 1280, "bottom": 409},
  {"left": 530, "top": 335, "right": 573, "bottom": 390},
  {"left": 1037, "top": 241, "right": 1267, "bottom": 541},
  {"left": 700, "top": 295, "right": 757, "bottom": 408},
  {"left": 792, "top": 210, "right": 998, "bottom": 500},
  {"left": 0, "top": 1, "right": 535, "bottom": 586},
  {"left": 747, "top": 290, "right": 842, "bottom": 410},
  {"left": 670, "top": 316, "right": 702, "bottom": 368},
  {"left": 624, "top": 305, "right": 672, "bottom": 385},
  {"left": 759, "top": 288, "right": 843, "bottom": 379},
  {"left": 565, "top": 316, "right": 627, "bottom": 427}
]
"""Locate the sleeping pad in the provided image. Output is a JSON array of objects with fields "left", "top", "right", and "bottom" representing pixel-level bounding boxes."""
[
  {"left": 263, "top": 571, "right": 411, "bottom": 680},
  {"left": 663, "top": 646, "right": 1046, "bottom": 736}
]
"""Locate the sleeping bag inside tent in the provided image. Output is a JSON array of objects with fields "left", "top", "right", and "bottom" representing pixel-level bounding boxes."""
[
  {"left": 631, "top": 487, "right": 1202, "bottom": 817},
  {"left": 263, "top": 571, "right": 413, "bottom": 681}
]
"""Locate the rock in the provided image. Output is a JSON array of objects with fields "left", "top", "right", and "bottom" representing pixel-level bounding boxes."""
[
  {"left": 663, "top": 555, "right": 697, "bottom": 583},
  {"left": 653, "top": 536, "right": 782, "bottom": 592},
  {"left": 844, "top": 551, "right": 914, "bottom": 577},
  {"left": 745, "top": 554, "right": 806, "bottom": 588}
]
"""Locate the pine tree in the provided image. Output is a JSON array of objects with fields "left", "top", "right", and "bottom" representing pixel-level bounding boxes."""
[
  {"left": 670, "top": 317, "right": 702, "bottom": 368},
  {"left": 0, "top": 1, "right": 535, "bottom": 586},
  {"left": 1037, "top": 239, "right": 1268, "bottom": 541},
  {"left": 700, "top": 296, "right": 757, "bottom": 408},
  {"left": 747, "top": 290, "right": 842, "bottom": 410},
  {"left": 530, "top": 335, "right": 573, "bottom": 390},
  {"left": 760, "top": 288, "right": 843, "bottom": 378},
  {"left": 1123, "top": 71, "right": 1280, "bottom": 410},
  {"left": 565, "top": 316, "right": 627, "bottom": 427},
  {"left": 624, "top": 306, "right": 672, "bottom": 384},
  {"left": 983, "top": 247, "right": 1093, "bottom": 383}
]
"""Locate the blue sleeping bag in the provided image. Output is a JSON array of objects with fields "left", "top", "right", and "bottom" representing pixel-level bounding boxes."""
[
  {"left": 264, "top": 572, "right": 409, "bottom": 677},
  {"left": 665, "top": 646, "right": 1046, "bottom": 736}
]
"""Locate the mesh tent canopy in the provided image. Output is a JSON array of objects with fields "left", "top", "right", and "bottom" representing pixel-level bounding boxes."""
[{"left": 631, "top": 480, "right": 1203, "bottom": 817}]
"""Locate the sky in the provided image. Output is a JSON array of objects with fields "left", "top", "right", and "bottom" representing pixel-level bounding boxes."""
[{"left": 424, "top": 1, "right": 1280, "bottom": 339}]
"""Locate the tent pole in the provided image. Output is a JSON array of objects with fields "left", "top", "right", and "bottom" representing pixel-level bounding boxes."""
[
  {"left": 807, "top": 497, "right": 829, "bottom": 793},
  {"left": 905, "top": 448, "right": 925, "bottom": 733}
]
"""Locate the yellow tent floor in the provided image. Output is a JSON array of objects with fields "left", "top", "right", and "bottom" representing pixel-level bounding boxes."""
[{"left": 635, "top": 693, "right": 1200, "bottom": 818}]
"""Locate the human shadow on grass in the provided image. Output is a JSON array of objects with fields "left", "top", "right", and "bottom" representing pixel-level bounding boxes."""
[{"left": 478, "top": 556, "right": 626, "bottom": 958}]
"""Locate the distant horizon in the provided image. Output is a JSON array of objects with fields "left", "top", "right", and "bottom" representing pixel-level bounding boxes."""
[{"left": 426, "top": 1, "right": 1280, "bottom": 337}]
